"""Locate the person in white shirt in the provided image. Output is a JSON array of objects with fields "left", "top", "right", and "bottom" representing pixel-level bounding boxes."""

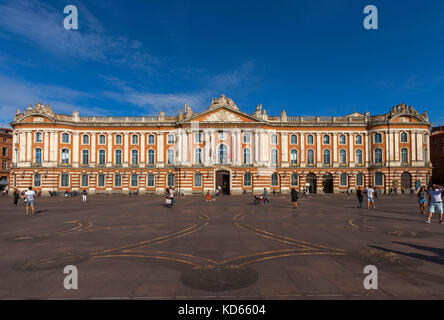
[
  {"left": 366, "top": 185, "right": 375, "bottom": 210},
  {"left": 25, "top": 186, "right": 36, "bottom": 216}
]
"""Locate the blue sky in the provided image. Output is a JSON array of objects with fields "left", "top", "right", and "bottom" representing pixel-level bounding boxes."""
[{"left": 0, "top": 0, "right": 443, "bottom": 128}]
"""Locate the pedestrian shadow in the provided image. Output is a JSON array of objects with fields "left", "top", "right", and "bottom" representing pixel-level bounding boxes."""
[
  {"left": 370, "top": 243, "right": 444, "bottom": 266},
  {"left": 35, "top": 210, "right": 49, "bottom": 215}
]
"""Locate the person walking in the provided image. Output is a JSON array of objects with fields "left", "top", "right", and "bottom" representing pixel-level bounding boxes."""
[
  {"left": 170, "top": 187, "right": 175, "bottom": 207},
  {"left": 425, "top": 184, "right": 443, "bottom": 224},
  {"left": 418, "top": 186, "right": 428, "bottom": 216},
  {"left": 357, "top": 187, "right": 364, "bottom": 208},
  {"left": 291, "top": 188, "right": 299, "bottom": 209},
  {"left": 13, "top": 189, "right": 20, "bottom": 207},
  {"left": 24, "top": 187, "right": 36, "bottom": 216},
  {"left": 410, "top": 188, "right": 415, "bottom": 197},
  {"left": 82, "top": 189, "right": 88, "bottom": 202},
  {"left": 263, "top": 188, "right": 270, "bottom": 206},
  {"left": 206, "top": 190, "right": 211, "bottom": 202},
  {"left": 215, "top": 187, "right": 220, "bottom": 199},
  {"left": 366, "top": 185, "right": 375, "bottom": 210}
]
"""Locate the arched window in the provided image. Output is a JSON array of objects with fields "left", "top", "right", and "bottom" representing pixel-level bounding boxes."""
[
  {"left": 340, "top": 173, "right": 348, "bottom": 186},
  {"left": 61, "top": 133, "right": 70, "bottom": 143},
  {"left": 34, "top": 148, "right": 42, "bottom": 164},
  {"left": 34, "top": 173, "right": 41, "bottom": 187},
  {"left": 99, "top": 134, "right": 106, "bottom": 145},
  {"left": 355, "top": 134, "right": 362, "bottom": 145},
  {"left": 147, "top": 150, "right": 155, "bottom": 165},
  {"left": 307, "top": 149, "right": 314, "bottom": 164},
  {"left": 147, "top": 174, "right": 155, "bottom": 187},
  {"left": 339, "top": 150, "right": 347, "bottom": 164},
  {"left": 194, "top": 173, "right": 202, "bottom": 187},
  {"left": 323, "top": 134, "right": 330, "bottom": 144},
  {"left": 218, "top": 144, "right": 228, "bottom": 164},
  {"left": 271, "top": 149, "right": 278, "bottom": 165},
  {"left": 355, "top": 149, "right": 363, "bottom": 164},
  {"left": 148, "top": 134, "right": 155, "bottom": 144},
  {"left": 35, "top": 132, "right": 42, "bottom": 143},
  {"left": 131, "top": 150, "right": 139, "bottom": 165},
  {"left": 323, "top": 149, "right": 331, "bottom": 165},
  {"left": 356, "top": 173, "right": 364, "bottom": 186},
  {"left": 131, "top": 174, "right": 138, "bottom": 187},
  {"left": 81, "top": 174, "right": 88, "bottom": 187},
  {"left": 98, "top": 150, "right": 106, "bottom": 165},
  {"left": 290, "top": 134, "right": 298, "bottom": 145},
  {"left": 401, "top": 148, "right": 409, "bottom": 163},
  {"left": 374, "top": 133, "right": 382, "bottom": 144},
  {"left": 167, "top": 149, "right": 175, "bottom": 165},
  {"left": 61, "top": 149, "right": 70, "bottom": 164},
  {"left": 195, "top": 148, "right": 202, "bottom": 164},
  {"left": 291, "top": 173, "right": 298, "bottom": 186},
  {"left": 270, "top": 134, "right": 278, "bottom": 145},
  {"left": 339, "top": 134, "right": 346, "bottom": 145},
  {"left": 61, "top": 174, "right": 69, "bottom": 187},
  {"left": 82, "top": 150, "right": 89, "bottom": 165},
  {"left": 375, "top": 173, "right": 384, "bottom": 186},
  {"left": 244, "top": 173, "right": 252, "bottom": 187},
  {"left": 290, "top": 150, "right": 298, "bottom": 164},
  {"left": 374, "top": 148, "right": 383, "bottom": 164},
  {"left": 271, "top": 173, "right": 279, "bottom": 186},
  {"left": 131, "top": 134, "right": 139, "bottom": 145},
  {"left": 115, "top": 134, "right": 122, "bottom": 145},
  {"left": 82, "top": 134, "right": 89, "bottom": 145},
  {"left": 243, "top": 133, "right": 251, "bottom": 144},
  {"left": 243, "top": 148, "right": 251, "bottom": 164},
  {"left": 167, "top": 173, "right": 174, "bottom": 187},
  {"left": 98, "top": 174, "right": 105, "bottom": 187},
  {"left": 167, "top": 134, "right": 175, "bottom": 144},
  {"left": 115, "top": 150, "right": 122, "bottom": 165},
  {"left": 114, "top": 174, "right": 122, "bottom": 187},
  {"left": 307, "top": 134, "right": 314, "bottom": 145},
  {"left": 401, "top": 132, "right": 408, "bottom": 143}
]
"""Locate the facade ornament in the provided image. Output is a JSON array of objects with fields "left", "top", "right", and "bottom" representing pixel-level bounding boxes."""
[
  {"left": 208, "top": 94, "right": 239, "bottom": 111},
  {"left": 177, "top": 109, "right": 183, "bottom": 122},
  {"left": 280, "top": 109, "right": 287, "bottom": 122},
  {"left": 184, "top": 104, "right": 192, "bottom": 118}
]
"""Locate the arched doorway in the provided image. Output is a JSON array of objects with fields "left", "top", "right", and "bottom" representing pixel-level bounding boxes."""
[
  {"left": 306, "top": 173, "right": 317, "bottom": 194},
  {"left": 216, "top": 170, "right": 230, "bottom": 195},
  {"left": 401, "top": 172, "right": 412, "bottom": 190},
  {"left": 322, "top": 173, "right": 334, "bottom": 193}
]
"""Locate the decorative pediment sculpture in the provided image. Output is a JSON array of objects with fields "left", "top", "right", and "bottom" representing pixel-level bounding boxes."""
[
  {"left": 388, "top": 103, "right": 427, "bottom": 122},
  {"left": 208, "top": 94, "right": 239, "bottom": 111}
]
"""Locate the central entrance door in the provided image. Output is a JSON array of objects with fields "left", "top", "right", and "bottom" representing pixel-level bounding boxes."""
[
  {"left": 216, "top": 170, "right": 230, "bottom": 195},
  {"left": 322, "top": 173, "right": 334, "bottom": 194}
]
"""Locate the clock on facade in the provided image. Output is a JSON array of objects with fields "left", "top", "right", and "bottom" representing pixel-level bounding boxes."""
[{"left": 219, "top": 132, "right": 226, "bottom": 140}]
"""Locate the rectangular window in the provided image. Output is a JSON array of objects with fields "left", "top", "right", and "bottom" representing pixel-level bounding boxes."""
[
  {"left": 195, "top": 132, "right": 202, "bottom": 143},
  {"left": 243, "top": 133, "right": 251, "bottom": 144}
]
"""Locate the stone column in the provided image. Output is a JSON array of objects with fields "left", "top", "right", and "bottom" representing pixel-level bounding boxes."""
[
  {"left": 365, "top": 133, "right": 370, "bottom": 166},
  {"left": 316, "top": 132, "right": 321, "bottom": 165},
  {"left": 73, "top": 133, "right": 79, "bottom": 168},
  {"left": 107, "top": 133, "right": 113, "bottom": 166},
  {"left": 19, "top": 131, "right": 26, "bottom": 162},
  {"left": 388, "top": 131, "right": 394, "bottom": 163},
  {"left": 254, "top": 130, "right": 259, "bottom": 164},
  {"left": 349, "top": 133, "right": 354, "bottom": 165},
  {"left": 394, "top": 131, "right": 399, "bottom": 162},
  {"left": 157, "top": 133, "right": 164, "bottom": 166},
  {"left": 43, "top": 131, "right": 49, "bottom": 164},
  {"left": 411, "top": 131, "right": 417, "bottom": 162},
  {"left": 333, "top": 133, "right": 338, "bottom": 165},
  {"left": 124, "top": 133, "right": 129, "bottom": 167},
  {"left": 300, "top": 132, "right": 305, "bottom": 166},
  {"left": 236, "top": 130, "right": 242, "bottom": 165},
  {"left": 182, "top": 131, "right": 188, "bottom": 164},
  {"left": 416, "top": 132, "right": 423, "bottom": 161},
  {"left": 177, "top": 130, "right": 182, "bottom": 164},
  {"left": 281, "top": 132, "right": 288, "bottom": 167},
  {"left": 204, "top": 130, "right": 210, "bottom": 165},
  {"left": 140, "top": 133, "right": 145, "bottom": 167},
  {"left": 91, "top": 132, "right": 96, "bottom": 165},
  {"left": 26, "top": 131, "right": 32, "bottom": 163}
]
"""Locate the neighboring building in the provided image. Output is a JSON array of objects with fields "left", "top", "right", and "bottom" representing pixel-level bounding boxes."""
[
  {"left": 0, "top": 128, "right": 13, "bottom": 192},
  {"left": 431, "top": 126, "right": 444, "bottom": 185},
  {"left": 9, "top": 95, "right": 432, "bottom": 195}
]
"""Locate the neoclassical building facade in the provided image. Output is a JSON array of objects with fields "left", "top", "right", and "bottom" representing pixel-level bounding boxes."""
[{"left": 9, "top": 95, "right": 432, "bottom": 195}]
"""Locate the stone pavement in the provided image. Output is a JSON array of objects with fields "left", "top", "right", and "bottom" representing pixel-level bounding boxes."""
[{"left": 0, "top": 192, "right": 443, "bottom": 299}]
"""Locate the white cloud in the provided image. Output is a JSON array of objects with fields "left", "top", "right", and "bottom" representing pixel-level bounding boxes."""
[{"left": 0, "top": 0, "right": 158, "bottom": 70}]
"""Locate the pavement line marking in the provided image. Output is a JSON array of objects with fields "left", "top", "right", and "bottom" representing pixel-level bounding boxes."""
[
  {"left": 239, "top": 252, "right": 347, "bottom": 266},
  {"left": 92, "top": 254, "right": 200, "bottom": 267},
  {"left": 125, "top": 250, "right": 218, "bottom": 264},
  {"left": 90, "top": 223, "right": 206, "bottom": 256}
]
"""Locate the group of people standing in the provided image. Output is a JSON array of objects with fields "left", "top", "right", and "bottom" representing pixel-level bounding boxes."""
[
  {"left": 418, "top": 184, "right": 443, "bottom": 224},
  {"left": 356, "top": 186, "right": 378, "bottom": 209},
  {"left": 12, "top": 187, "right": 37, "bottom": 216}
]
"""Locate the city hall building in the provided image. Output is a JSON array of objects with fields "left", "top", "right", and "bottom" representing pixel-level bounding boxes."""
[{"left": 9, "top": 95, "right": 432, "bottom": 195}]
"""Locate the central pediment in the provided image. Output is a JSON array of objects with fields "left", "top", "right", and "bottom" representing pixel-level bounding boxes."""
[{"left": 202, "top": 109, "right": 243, "bottom": 122}]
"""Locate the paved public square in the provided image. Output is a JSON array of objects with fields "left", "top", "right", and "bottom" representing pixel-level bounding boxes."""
[{"left": 0, "top": 192, "right": 443, "bottom": 300}]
